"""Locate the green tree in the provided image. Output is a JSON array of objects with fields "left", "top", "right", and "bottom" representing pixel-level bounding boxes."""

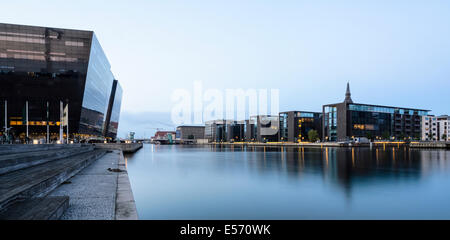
[
  {"left": 443, "top": 134, "right": 447, "bottom": 141},
  {"left": 365, "top": 132, "right": 374, "bottom": 141},
  {"left": 308, "top": 129, "right": 319, "bottom": 142},
  {"left": 382, "top": 131, "right": 390, "bottom": 140},
  {"left": 414, "top": 133, "right": 421, "bottom": 141}
]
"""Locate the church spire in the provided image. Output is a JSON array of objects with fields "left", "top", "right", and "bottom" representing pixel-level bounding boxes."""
[{"left": 344, "top": 82, "right": 353, "bottom": 103}]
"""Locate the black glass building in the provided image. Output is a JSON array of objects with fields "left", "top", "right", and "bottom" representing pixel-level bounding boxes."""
[
  {"left": 322, "top": 83, "right": 429, "bottom": 141},
  {"left": 205, "top": 120, "right": 231, "bottom": 142},
  {"left": 0, "top": 23, "right": 122, "bottom": 142},
  {"left": 255, "top": 115, "right": 279, "bottom": 142},
  {"left": 244, "top": 118, "right": 256, "bottom": 142},
  {"left": 279, "top": 111, "right": 322, "bottom": 142},
  {"left": 226, "top": 120, "right": 245, "bottom": 142}
]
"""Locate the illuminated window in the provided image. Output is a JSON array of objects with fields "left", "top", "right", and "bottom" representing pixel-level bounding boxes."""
[
  {"left": 365, "top": 124, "right": 375, "bottom": 130},
  {"left": 354, "top": 124, "right": 365, "bottom": 130}
]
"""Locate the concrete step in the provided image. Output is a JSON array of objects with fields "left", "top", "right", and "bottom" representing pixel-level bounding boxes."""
[
  {"left": 0, "top": 149, "right": 106, "bottom": 211},
  {"left": 0, "top": 144, "right": 86, "bottom": 156},
  {"left": 0, "top": 196, "right": 69, "bottom": 220},
  {"left": 0, "top": 145, "right": 94, "bottom": 175}
]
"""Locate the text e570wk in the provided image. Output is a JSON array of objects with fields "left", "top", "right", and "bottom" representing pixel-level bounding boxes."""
[{"left": 180, "top": 224, "right": 271, "bottom": 238}]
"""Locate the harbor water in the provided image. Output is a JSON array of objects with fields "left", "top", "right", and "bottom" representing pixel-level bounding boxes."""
[{"left": 125, "top": 144, "right": 450, "bottom": 219}]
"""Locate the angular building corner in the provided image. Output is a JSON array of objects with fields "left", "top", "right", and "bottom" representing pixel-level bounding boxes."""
[
  {"left": 322, "top": 83, "right": 430, "bottom": 142},
  {"left": 0, "top": 23, "right": 122, "bottom": 142}
]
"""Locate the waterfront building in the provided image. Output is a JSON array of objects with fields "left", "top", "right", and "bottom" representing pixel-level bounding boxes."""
[
  {"left": 279, "top": 111, "right": 322, "bottom": 142},
  {"left": 204, "top": 119, "right": 234, "bottom": 142},
  {"left": 152, "top": 131, "right": 176, "bottom": 144},
  {"left": 226, "top": 120, "right": 246, "bottom": 142},
  {"left": 244, "top": 118, "right": 256, "bottom": 142},
  {"left": 0, "top": 23, "right": 122, "bottom": 142},
  {"left": 322, "top": 83, "right": 430, "bottom": 141},
  {"left": 176, "top": 125, "right": 205, "bottom": 140},
  {"left": 255, "top": 115, "right": 279, "bottom": 142},
  {"left": 205, "top": 119, "right": 255, "bottom": 142},
  {"left": 421, "top": 115, "right": 450, "bottom": 141}
]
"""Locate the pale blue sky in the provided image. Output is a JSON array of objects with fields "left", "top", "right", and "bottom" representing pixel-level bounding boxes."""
[{"left": 2, "top": 0, "right": 450, "bottom": 137}]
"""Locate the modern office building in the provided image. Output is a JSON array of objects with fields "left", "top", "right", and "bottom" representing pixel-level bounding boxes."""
[
  {"left": 176, "top": 125, "right": 205, "bottom": 140},
  {"left": 204, "top": 120, "right": 246, "bottom": 142},
  {"left": 244, "top": 118, "right": 256, "bottom": 142},
  {"left": 322, "top": 83, "right": 430, "bottom": 141},
  {"left": 0, "top": 23, "right": 122, "bottom": 142},
  {"left": 152, "top": 131, "right": 176, "bottom": 144},
  {"left": 205, "top": 119, "right": 233, "bottom": 142},
  {"left": 422, "top": 115, "right": 450, "bottom": 141},
  {"left": 279, "top": 111, "right": 322, "bottom": 142},
  {"left": 255, "top": 115, "right": 279, "bottom": 142},
  {"left": 206, "top": 117, "right": 279, "bottom": 143},
  {"left": 226, "top": 120, "right": 246, "bottom": 142}
]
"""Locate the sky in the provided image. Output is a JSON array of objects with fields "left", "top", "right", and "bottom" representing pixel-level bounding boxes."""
[{"left": 2, "top": 0, "right": 450, "bottom": 138}]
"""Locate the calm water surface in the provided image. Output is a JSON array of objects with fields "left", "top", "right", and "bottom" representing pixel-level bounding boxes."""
[{"left": 125, "top": 144, "right": 450, "bottom": 219}]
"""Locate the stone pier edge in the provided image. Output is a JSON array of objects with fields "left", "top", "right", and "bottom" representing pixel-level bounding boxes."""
[{"left": 114, "top": 150, "right": 138, "bottom": 220}]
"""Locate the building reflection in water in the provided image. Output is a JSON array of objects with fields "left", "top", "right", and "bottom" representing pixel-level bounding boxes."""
[
  {"left": 122, "top": 144, "right": 450, "bottom": 219},
  {"left": 206, "top": 144, "right": 449, "bottom": 197},
  {"left": 127, "top": 144, "right": 449, "bottom": 194},
  {"left": 420, "top": 150, "right": 450, "bottom": 175}
]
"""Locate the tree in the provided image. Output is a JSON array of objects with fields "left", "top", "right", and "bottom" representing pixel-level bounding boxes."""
[
  {"left": 365, "top": 132, "right": 374, "bottom": 141},
  {"left": 382, "top": 131, "right": 390, "bottom": 140},
  {"left": 308, "top": 129, "right": 319, "bottom": 142},
  {"left": 187, "top": 134, "right": 195, "bottom": 139},
  {"left": 443, "top": 134, "right": 448, "bottom": 142},
  {"left": 414, "top": 133, "right": 421, "bottom": 141}
]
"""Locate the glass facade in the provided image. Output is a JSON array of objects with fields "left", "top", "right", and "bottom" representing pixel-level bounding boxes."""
[
  {"left": 215, "top": 123, "right": 227, "bottom": 142},
  {"left": 323, "top": 102, "right": 429, "bottom": 141},
  {"left": 0, "top": 24, "right": 91, "bottom": 74},
  {"left": 279, "top": 113, "right": 288, "bottom": 141},
  {"left": 258, "top": 115, "right": 279, "bottom": 142},
  {"left": 79, "top": 34, "right": 115, "bottom": 136},
  {"left": 350, "top": 111, "right": 391, "bottom": 137},
  {"left": 324, "top": 107, "right": 337, "bottom": 141},
  {"left": 227, "top": 121, "right": 245, "bottom": 142},
  {"left": 0, "top": 23, "right": 122, "bottom": 141},
  {"left": 245, "top": 117, "right": 257, "bottom": 142},
  {"left": 297, "top": 112, "right": 315, "bottom": 118},
  {"left": 296, "top": 117, "right": 320, "bottom": 142},
  {"left": 348, "top": 104, "right": 428, "bottom": 116},
  {"left": 107, "top": 82, "right": 122, "bottom": 138},
  {"left": 204, "top": 121, "right": 215, "bottom": 141},
  {"left": 349, "top": 104, "right": 426, "bottom": 139},
  {"left": 279, "top": 111, "right": 322, "bottom": 142},
  {"left": 204, "top": 120, "right": 228, "bottom": 142}
]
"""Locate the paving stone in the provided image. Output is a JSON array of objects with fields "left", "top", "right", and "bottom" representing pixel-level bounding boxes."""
[
  {"left": 59, "top": 197, "right": 115, "bottom": 220},
  {"left": 50, "top": 151, "right": 123, "bottom": 220}
]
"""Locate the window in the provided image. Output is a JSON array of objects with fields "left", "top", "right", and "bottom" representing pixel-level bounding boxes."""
[{"left": 65, "top": 41, "right": 84, "bottom": 47}]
